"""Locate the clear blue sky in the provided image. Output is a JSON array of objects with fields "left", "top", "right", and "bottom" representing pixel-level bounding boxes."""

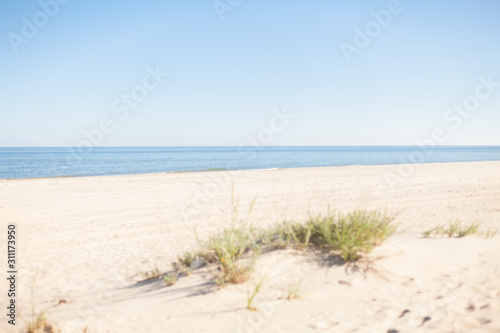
[{"left": 1, "top": 0, "right": 499, "bottom": 146}]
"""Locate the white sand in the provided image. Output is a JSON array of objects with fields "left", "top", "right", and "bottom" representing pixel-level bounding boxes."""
[{"left": 1, "top": 161, "right": 499, "bottom": 332}]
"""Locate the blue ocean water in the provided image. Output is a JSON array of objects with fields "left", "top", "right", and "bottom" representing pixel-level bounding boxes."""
[{"left": 0, "top": 146, "right": 499, "bottom": 179}]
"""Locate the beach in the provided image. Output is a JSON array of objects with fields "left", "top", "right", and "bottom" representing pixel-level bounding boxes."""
[{"left": 1, "top": 161, "right": 500, "bottom": 332}]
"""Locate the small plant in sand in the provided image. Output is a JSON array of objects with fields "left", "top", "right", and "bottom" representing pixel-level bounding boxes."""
[
  {"left": 246, "top": 276, "right": 266, "bottom": 311},
  {"left": 175, "top": 251, "right": 197, "bottom": 268},
  {"left": 422, "top": 226, "right": 443, "bottom": 238},
  {"left": 423, "top": 220, "right": 488, "bottom": 238},
  {"left": 482, "top": 227, "right": 498, "bottom": 239},
  {"left": 173, "top": 251, "right": 199, "bottom": 276},
  {"left": 332, "top": 210, "right": 396, "bottom": 261},
  {"left": 22, "top": 274, "right": 54, "bottom": 333},
  {"left": 273, "top": 222, "right": 311, "bottom": 251},
  {"left": 456, "top": 221, "right": 480, "bottom": 237},
  {"left": 24, "top": 311, "right": 48, "bottom": 333},
  {"left": 202, "top": 187, "right": 260, "bottom": 285},
  {"left": 287, "top": 278, "right": 302, "bottom": 300},
  {"left": 164, "top": 273, "right": 178, "bottom": 286},
  {"left": 140, "top": 266, "right": 161, "bottom": 281},
  {"left": 207, "top": 226, "right": 259, "bottom": 285}
]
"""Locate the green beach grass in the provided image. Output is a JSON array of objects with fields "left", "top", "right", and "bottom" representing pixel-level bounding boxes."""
[
  {"left": 423, "top": 220, "right": 497, "bottom": 238},
  {"left": 169, "top": 209, "right": 397, "bottom": 288}
]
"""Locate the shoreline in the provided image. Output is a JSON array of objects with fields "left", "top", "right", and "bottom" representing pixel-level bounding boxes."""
[{"left": 2, "top": 159, "right": 500, "bottom": 181}]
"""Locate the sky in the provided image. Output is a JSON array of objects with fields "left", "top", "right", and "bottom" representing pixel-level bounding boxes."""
[{"left": 1, "top": 0, "right": 499, "bottom": 146}]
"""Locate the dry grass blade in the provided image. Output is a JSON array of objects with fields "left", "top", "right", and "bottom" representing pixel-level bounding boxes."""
[{"left": 247, "top": 276, "right": 266, "bottom": 311}]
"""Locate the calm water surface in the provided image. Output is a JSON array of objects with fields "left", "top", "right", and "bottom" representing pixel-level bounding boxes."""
[{"left": 0, "top": 146, "right": 499, "bottom": 179}]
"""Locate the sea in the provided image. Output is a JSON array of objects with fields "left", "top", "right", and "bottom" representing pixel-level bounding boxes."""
[{"left": 0, "top": 146, "right": 499, "bottom": 180}]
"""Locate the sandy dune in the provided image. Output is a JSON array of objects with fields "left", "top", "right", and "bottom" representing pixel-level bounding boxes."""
[{"left": 1, "top": 161, "right": 500, "bottom": 332}]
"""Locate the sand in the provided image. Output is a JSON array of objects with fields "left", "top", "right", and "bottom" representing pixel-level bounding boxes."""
[{"left": 1, "top": 161, "right": 499, "bottom": 332}]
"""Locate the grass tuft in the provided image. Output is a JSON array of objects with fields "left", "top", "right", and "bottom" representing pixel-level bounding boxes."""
[
  {"left": 173, "top": 252, "right": 199, "bottom": 275},
  {"left": 176, "top": 251, "right": 196, "bottom": 268},
  {"left": 278, "top": 210, "right": 396, "bottom": 262},
  {"left": 164, "top": 273, "right": 178, "bottom": 286},
  {"left": 423, "top": 220, "right": 490, "bottom": 238},
  {"left": 22, "top": 274, "right": 54, "bottom": 333},
  {"left": 206, "top": 226, "right": 259, "bottom": 285},
  {"left": 287, "top": 278, "right": 302, "bottom": 300},
  {"left": 457, "top": 221, "right": 480, "bottom": 237},
  {"left": 482, "top": 227, "right": 498, "bottom": 239},
  {"left": 140, "top": 266, "right": 161, "bottom": 281},
  {"left": 24, "top": 311, "right": 49, "bottom": 333},
  {"left": 246, "top": 276, "right": 266, "bottom": 311}
]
